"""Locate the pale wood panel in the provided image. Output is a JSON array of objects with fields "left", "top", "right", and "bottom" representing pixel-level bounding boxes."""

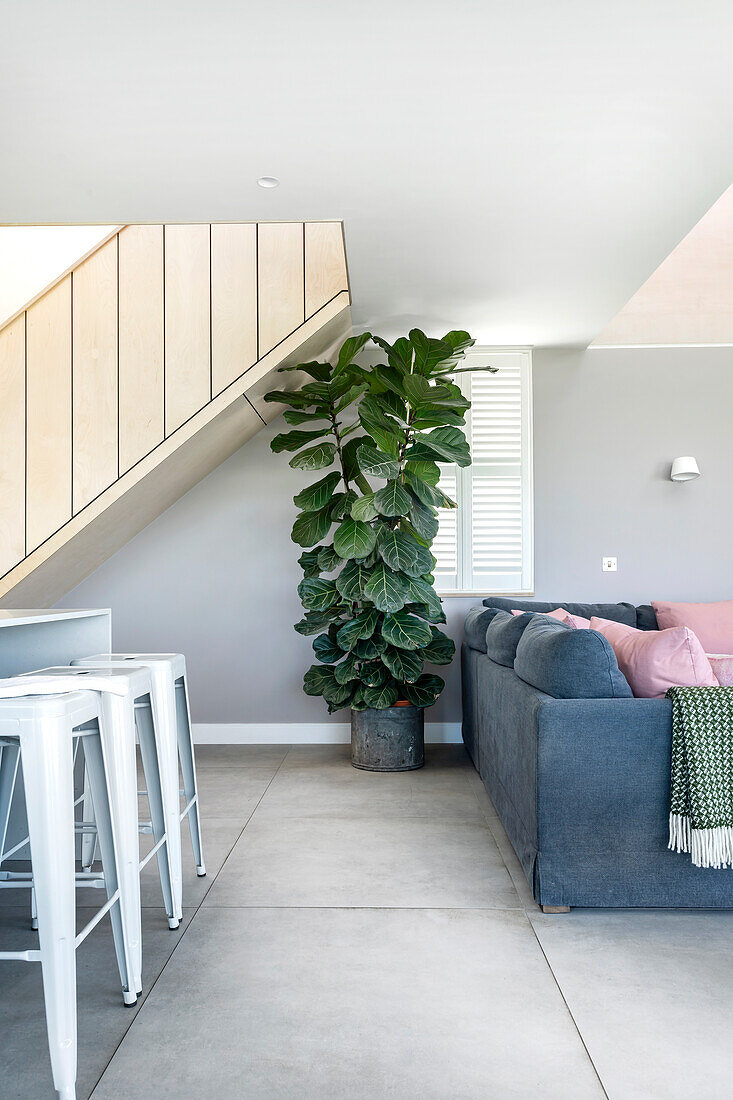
[
  {"left": 0, "top": 296, "right": 352, "bottom": 606},
  {"left": 119, "top": 225, "right": 164, "bottom": 471},
  {"left": 211, "top": 223, "right": 257, "bottom": 395},
  {"left": 305, "top": 222, "right": 348, "bottom": 317},
  {"left": 257, "top": 222, "right": 304, "bottom": 356},
  {"left": 0, "top": 320, "right": 25, "bottom": 575},
  {"left": 26, "top": 277, "right": 72, "bottom": 551},
  {"left": 164, "top": 224, "right": 211, "bottom": 433},
  {"left": 73, "top": 236, "right": 118, "bottom": 512}
]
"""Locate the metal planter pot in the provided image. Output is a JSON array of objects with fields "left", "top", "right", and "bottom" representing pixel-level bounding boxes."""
[{"left": 351, "top": 705, "right": 425, "bottom": 771}]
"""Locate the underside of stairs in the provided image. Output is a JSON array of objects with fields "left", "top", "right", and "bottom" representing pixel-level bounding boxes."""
[{"left": 0, "top": 222, "right": 352, "bottom": 606}]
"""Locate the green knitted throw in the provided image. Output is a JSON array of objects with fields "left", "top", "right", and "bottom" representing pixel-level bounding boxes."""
[{"left": 667, "top": 686, "right": 733, "bottom": 869}]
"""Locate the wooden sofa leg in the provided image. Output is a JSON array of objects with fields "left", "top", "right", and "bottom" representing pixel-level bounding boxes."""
[{"left": 541, "top": 905, "right": 570, "bottom": 914}]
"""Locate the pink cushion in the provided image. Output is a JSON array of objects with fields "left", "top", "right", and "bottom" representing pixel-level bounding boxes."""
[
  {"left": 707, "top": 654, "right": 733, "bottom": 687},
  {"left": 652, "top": 600, "right": 733, "bottom": 653},
  {"left": 589, "top": 616, "right": 718, "bottom": 698},
  {"left": 564, "top": 612, "right": 591, "bottom": 629}
]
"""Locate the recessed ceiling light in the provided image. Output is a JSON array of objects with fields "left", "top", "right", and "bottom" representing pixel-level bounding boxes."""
[{"left": 257, "top": 176, "right": 280, "bottom": 189}]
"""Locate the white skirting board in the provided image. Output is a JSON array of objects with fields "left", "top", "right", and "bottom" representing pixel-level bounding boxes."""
[{"left": 192, "top": 723, "right": 463, "bottom": 745}]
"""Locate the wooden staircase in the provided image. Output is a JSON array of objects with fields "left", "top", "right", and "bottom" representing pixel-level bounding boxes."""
[{"left": 0, "top": 222, "right": 352, "bottom": 606}]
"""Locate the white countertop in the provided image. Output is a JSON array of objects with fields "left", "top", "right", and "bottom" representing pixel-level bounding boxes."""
[{"left": 0, "top": 609, "right": 111, "bottom": 628}]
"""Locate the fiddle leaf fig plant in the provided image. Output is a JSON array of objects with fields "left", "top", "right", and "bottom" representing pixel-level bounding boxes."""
[{"left": 266, "top": 328, "right": 497, "bottom": 713}]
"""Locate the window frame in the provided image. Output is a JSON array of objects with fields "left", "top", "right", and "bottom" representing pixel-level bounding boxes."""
[{"left": 434, "top": 346, "right": 534, "bottom": 598}]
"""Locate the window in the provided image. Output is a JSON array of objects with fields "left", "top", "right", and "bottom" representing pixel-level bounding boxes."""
[{"left": 433, "top": 348, "right": 533, "bottom": 595}]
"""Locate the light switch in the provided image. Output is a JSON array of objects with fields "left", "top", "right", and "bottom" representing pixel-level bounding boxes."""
[{"left": 602, "top": 557, "right": 617, "bottom": 572}]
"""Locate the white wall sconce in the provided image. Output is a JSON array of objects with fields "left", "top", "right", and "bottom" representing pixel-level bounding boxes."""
[{"left": 670, "top": 456, "right": 701, "bottom": 482}]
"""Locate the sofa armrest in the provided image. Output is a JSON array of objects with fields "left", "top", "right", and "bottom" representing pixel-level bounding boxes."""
[{"left": 535, "top": 697, "right": 673, "bottom": 844}]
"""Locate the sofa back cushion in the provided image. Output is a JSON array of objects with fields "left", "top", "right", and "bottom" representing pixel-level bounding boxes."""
[
  {"left": 514, "top": 615, "right": 633, "bottom": 699},
  {"left": 651, "top": 599, "right": 733, "bottom": 653},
  {"left": 590, "top": 615, "right": 718, "bottom": 698},
  {"left": 485, "top": 611, "right": 536, "bottom": 667},
  {"left": 483, "top": 596, "right": 639, "bottom": 628},
  {"left": 464, "top": 605, "right": 504, "bottom": 653}
]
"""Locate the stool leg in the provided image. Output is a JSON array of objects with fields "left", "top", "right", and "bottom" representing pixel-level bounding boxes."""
[
  {"left": 149, "top": 672, "right": 183, "bottom": 925},
  {"left": 97, "top": 692, "right": 143, "bottom": 994},
  {"left": 82, "top": 728, "right": 138, "bottom": 1005},
  {"left": 175, "top": 678, "right": 206, "bottom": 876},
  {"left": 0, "top": 742, "right": 20, "bottom": 861},
  {"left": 21, "top": 717, "right": 78, "bottom": 1100},
  {"left": 80, "top": 767, "right": 97, "bottom": 872},
  {"left": 135, "top": 698, "right": 177, "bottom": 927}
]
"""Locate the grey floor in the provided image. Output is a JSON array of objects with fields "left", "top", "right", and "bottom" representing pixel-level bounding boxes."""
[{"left": 2, "top": 745, "right": 733, "bottom": 1099}]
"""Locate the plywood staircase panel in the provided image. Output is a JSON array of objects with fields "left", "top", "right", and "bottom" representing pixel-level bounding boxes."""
[{"left": 0, "top": 221, "right": 351, "bottom": 606}]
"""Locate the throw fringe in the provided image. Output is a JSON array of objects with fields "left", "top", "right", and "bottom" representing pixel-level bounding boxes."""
[{"left": 669, "top": 813, "right": 733, "bottom": 869}]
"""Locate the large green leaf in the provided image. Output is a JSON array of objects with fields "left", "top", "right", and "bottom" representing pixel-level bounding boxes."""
[
  {"left": 277, "top": 360, "right": 333, "bottom": 382},
  {"left": 412, "top": 409, "right": 466, "bottom": 430},
  {"left": 405, "top": 476, "right": 456, "bottom": 510},
  {"left": 271, "top": 428, "right": 327, "bottom": 453},
  {"left": 335, "top": 332, "right": 372, "bottom": 375},
  {"left": 341, "top": 435, "right": 375, "bottom": 482},
  {"left": 336, "top": 608, "right": 381, "bottom": 651},
  {"left": 381, "top": 612, "right": 433, "bottom": 651},
  {"left": 403, "top": 673, "right": 445, "bottom": 707},
  {"left": 354, "top": 635, "right": 387, "bottom": 658},
  {"left": 408, "top": 426, "right": 470, "bottom": 467},
  {"left": 335, "top": 559, "right": 373, "bottom": 601},
  {"left": 298, "top": 380, "right": 333, "bottom": 405},
  {"left": 293, "top": 472, "right": 341, "bottom": 512},
  {"left": 378, "top": 528, "right": 432, "bottom": 577},
  {"left": 303, "top": 664, "right": 337, "bottom": 697},
  {"left": 334, "top": 652, "right": 360, "bottom": 684},
  {"left": 361, "top": 682, "right": 399, "bottom": 709},
  {"left": 312, "top": 633, "right": 345, "bottom": 663},
  {"left": 372, "top": 335, "right": 414, "bottom": 373},
  {"left": 329, "top": 490, "right": 358, "bottom": 521},
  {"left": 297, "top": 547, "right": 323, "bottom": 577},
  {"left": 360, "top": 661, "right": 390, "bottom": 688},
  {"left": 317, "top": 545, "right": 343, "bottom": 573},
  {"left": 334, "top": 382, "right": 369, "bottom": 414},
  {"left": 322, "top": 680, "right": 356, "bottom": 709},
  {"left": 363, "top": 563, "right": 409, "bottom": 613},
  {"left": 407, "top": 497, "right": 439, "bottom": 543},
  {"left": 356, "top": 444, "right": 400, "bottom": 480},
  {"left": 358, "top": 397, "right": 403, "bottom": 456},
  {"left": 297, "top": 578, "right": 340, "bottom": 612},
  {"left": 282, "top": 409, "right": 331, "bottom": 426},
  {"left": 333, "top": 518, "right": 377, "bottom": 560},
  {"left": 401, "top": 374, "right": 466, "bottom": 410},
  {"left": 401, "top": 576, "right": 442, "bottom": 616},
  {"left": 350, "top": 493, "right": 378, "bottom": 522},
  {"left": 263, "top": 390, "right": 311, "bottom": 408},
  {"left": 408, "top": 601, "right": 447, "bottom": 625},
  {"left": 404, "top": 459, "right": 440, "bottom": 486},
  {"left": 291, "top": 507, "right": 333, "bottom": 547},
  {"left": 381, "top": 646, "right": 423, "bottom": 683},
  {"left": 289, "top": 442, "right": 337, "bottom": 471},
  {"left": 418, "top": 628, "right": 455, "bottom": 665},
  {"left": 294, "top": 609, "right": 341, "bottom": 635},
  {"left": 408, "top": 329, "right": 456, "bottom": 375},
  {"left": 373, "top": 480, "right": 412, "bottom": 518}
]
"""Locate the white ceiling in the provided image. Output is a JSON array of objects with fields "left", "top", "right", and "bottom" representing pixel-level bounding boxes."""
[{"left": 2, "top": 1, "right": 733, "bottom": 347}]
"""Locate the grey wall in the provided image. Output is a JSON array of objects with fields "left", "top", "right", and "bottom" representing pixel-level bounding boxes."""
[{"left": 59, "top": 346, "right": 733, "bottom": 725}]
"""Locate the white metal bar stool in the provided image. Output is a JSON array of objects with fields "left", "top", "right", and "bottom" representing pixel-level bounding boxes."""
[
  {"left": 73, "top": 653, "right": 206, "bottom": 923},
  {"left": 22, "top": 665, "right": 182, "bottom": 942},
  {"left": 0, "top": 681, "right": 138, "bottom": 1100}
]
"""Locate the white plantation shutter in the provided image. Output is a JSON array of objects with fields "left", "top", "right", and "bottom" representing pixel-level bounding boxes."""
[{"left": 433, "top": 349, "right": 533, "bottom": 594}]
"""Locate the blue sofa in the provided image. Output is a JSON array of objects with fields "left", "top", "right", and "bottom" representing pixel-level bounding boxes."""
[{"left": 462, "top": 597, "right": 733, "bottom": 909}]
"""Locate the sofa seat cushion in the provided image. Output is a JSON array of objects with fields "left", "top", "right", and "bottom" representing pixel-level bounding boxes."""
[
  {"left": 514, "top": 615, "right": 633, "bottom": 699},
  {"left": 483, "top": 596, "right": 639, "bottom": 628},
  {"left": 485, "top": 610, "right": 537, "bottom": 666},
  {"left": 464, "top": 605, "right": 504, "bottom": 652}
]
